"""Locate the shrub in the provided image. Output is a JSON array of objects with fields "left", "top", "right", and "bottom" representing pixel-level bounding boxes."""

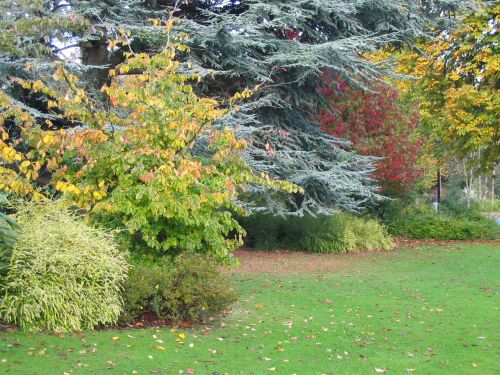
[
  {"left": 299, "top": 214, "right": 393, "bottom": 253},
  {"left": 0, "top": 192, "right": 17, "bottom": 249},
  {"left": 120, "top": 252, "right": 238, "bottom": 325},
  {"left": 0, "top": 199, "right": 128, "bottom": 332},
  {"left": 240, "top": 213, "right": 393, "bottom": 253},
  {"left": 0, "top": 192, "right": 17, "bottom": 286},
  {"left": 388, "top": 213, "right": 499, "bottom": 240},
  {"left": 1, "top": 41, "right": 300, "bottom": 264}
]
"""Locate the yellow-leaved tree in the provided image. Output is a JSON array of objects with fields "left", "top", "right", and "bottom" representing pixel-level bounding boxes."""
[{"left": 0, "top": 23, "right": 301, "bottom": 262}]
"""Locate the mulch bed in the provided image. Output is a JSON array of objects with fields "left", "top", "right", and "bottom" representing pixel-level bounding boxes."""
[{"left": 231, "top": 239, "right": 500, "bottom": 274}]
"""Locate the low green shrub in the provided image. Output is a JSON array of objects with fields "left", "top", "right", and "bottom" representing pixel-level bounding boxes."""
[
  {"left": 121, "top": 252, "right": 238, "bottom": 325},
  {"left": 239, "top": 213, "right": 393, "bottom": 253},
  {"left": 388, "top": 213, "right": 499, "bottom": 240},
  {"left": 0, "top": 199, "right": 128, "bottom": 332},
  {"left": 298, "top": 214, "right": 393, "bottom": 253}
]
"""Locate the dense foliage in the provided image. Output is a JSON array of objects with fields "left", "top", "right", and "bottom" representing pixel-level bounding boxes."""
[
  {"left": 388, "top": 213, "right": 499, "bottom": 240},
  {"left": 320, "top": 76, "right": 424, "bottom": 195},
  {"left": 0, "top": 199, "right": 128, "bottom": 332},
  {"left": 121, "top": 252, "right": 237, "bottom": 324},
  {"left": 240, "top": 213, "right": 393, "bottom": 253},
  {"left": 176, "top": 0, "right": 472, "bottom": 213},
  {"left": 394, "top": 2, "right": 499, "bottom": 172},
  {"left": 1, "top": 30, "right": 299, "bottom": 262},
  {"left": 0, "top": 0, "right": 473, "bottom": 216},
  {"left": 0, "top": 192, "right": 17, "bottom": 288},
  {"left": 0, "top": 192, "right": 16, "bottom": 249}
]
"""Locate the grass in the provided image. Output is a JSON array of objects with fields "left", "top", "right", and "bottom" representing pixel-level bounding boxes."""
[{"left": 1, "top": 244, "right": 499, "bottom": 374}]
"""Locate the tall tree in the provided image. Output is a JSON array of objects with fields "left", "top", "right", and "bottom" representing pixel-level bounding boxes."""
[
  {"left": 176, "top": 0, "right": 472, "bottom": 214},
  {"left": 395, "top": 2, "right": 499, "bottom": 172}
]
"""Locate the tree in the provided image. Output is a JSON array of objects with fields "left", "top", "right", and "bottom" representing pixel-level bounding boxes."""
[
  {"left": 176, "top": 0, "right": 471, "bottom": 214},
  {"left": 0, "top": 0, "right": 472, "bottom": 215},
  {"left": 395, "top": 2, "right": 499, "bottom": 172},
  {"left": 320, "top": 76, "right": 424, "bottom": 195},
  {"left": 1, "top": 23, "right": 300, "bottom": 262}
]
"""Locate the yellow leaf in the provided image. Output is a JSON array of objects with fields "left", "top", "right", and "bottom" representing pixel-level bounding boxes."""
[
  {"left": 43, "top": 134, "right": 52, "bottom": 144},
  {"left": 155, "top": 346, "right": 166, "bottom": 351},
  {"left": 112, "top": 336, "right": 120, "bottom": 341}
]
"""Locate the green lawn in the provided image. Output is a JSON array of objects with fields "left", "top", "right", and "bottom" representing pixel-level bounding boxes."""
[{"left": 1, "top": 244, "right": 499, "bottom": 374}]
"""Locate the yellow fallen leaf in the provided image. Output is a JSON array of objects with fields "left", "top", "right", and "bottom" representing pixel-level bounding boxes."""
[
  {"left": 155, "top": 346, "right": 166, "bottom": 351},
  {"left": 112, "top": 336, "right": 120, "bottom": 341},
  {"left": 178, "top": 333, "right": 186, "bottom": 339},
  {"left": 375, "top": 369, "right": 387, "bottom": 373}
]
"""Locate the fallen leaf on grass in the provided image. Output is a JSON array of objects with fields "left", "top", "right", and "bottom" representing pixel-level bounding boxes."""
[
  {"left": 155, "top": 346, "right": 166, "bottom": 351},
  {"left": 111, "top": 336, "right": 120, "bottom": 341},
  {"left": 375, "top": 368, "right": 387, "bottom": 373}
]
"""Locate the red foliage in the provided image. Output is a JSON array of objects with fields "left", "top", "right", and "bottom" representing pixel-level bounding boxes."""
[{"left": 320, "top": 75, "right": 424, "bottom": 194}]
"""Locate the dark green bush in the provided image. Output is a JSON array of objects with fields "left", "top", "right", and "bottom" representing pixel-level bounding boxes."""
[
  {"left": 0, "top": 192, "right": 17, "bottom": 249},
  {"left": 388, "top": 213, "right": 499, "bottom": 240},
  {"left": 0, "top": 199, "right": 128, "bottom": 332},
  {"left": 0, "top": 192, "right": 17, "bottom": 287},
  {"left": 239, "top": 213, "right": 393, "bottom": 253},
  {"left": 120, "top": 252, "right": 238, "bottom": 325}
]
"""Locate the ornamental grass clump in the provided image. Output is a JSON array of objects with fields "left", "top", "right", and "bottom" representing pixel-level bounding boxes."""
[{"left": 0, "top": 199, "right": 128, "bottom": 332}]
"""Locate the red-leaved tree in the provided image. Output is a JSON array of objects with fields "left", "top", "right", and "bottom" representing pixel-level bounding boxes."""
[{"left": 320, "top": 75, "right": 424, "bottom": 195}]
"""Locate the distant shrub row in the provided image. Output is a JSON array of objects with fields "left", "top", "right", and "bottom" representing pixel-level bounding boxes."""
[
  {"left": 240, "top": 213, "right": 393, "bottom": 253},
  {"left": 387, "top": 213, "right": 499, "bottom": 240}
]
